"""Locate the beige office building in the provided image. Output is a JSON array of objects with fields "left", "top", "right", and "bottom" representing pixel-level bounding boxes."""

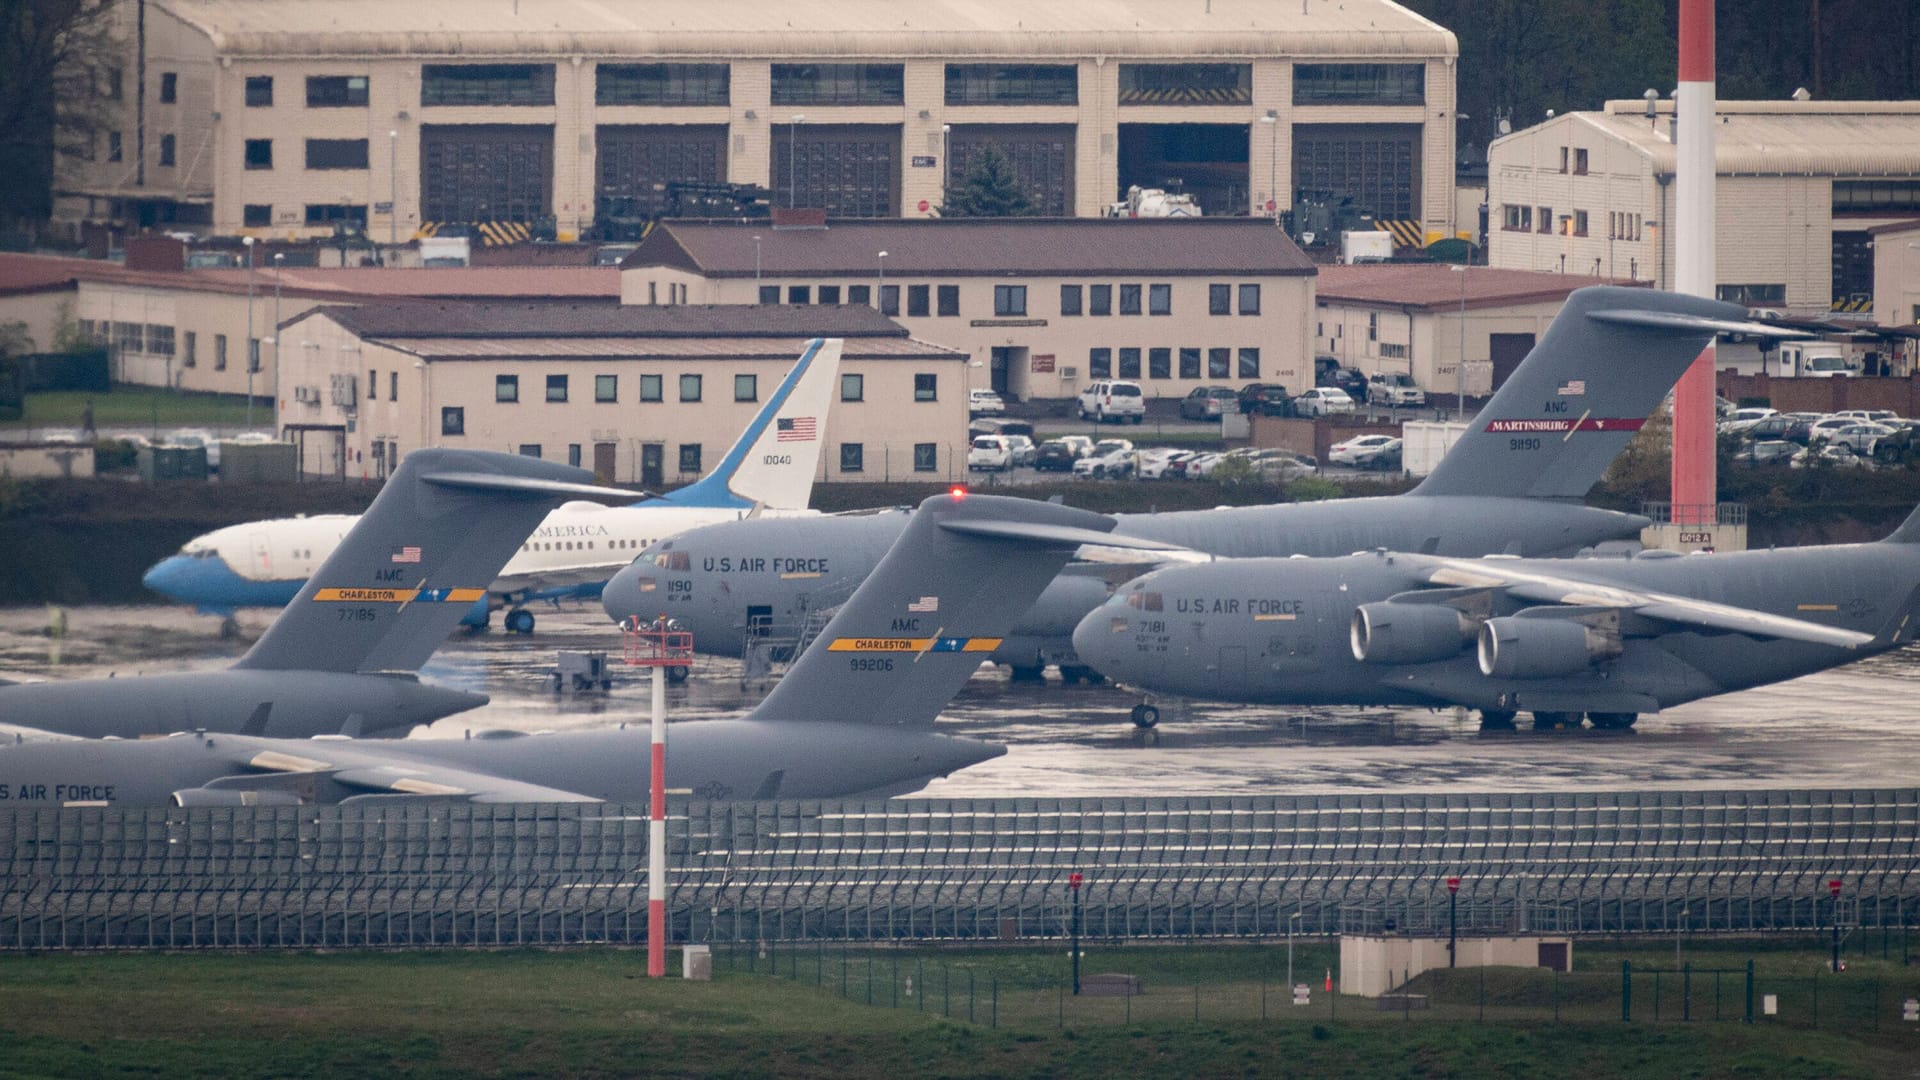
[
  {"left": 621, "top": 217, "right": 1316, "bottom": 402},
  {"left": 59, "top": 0, "right": 1460, "bottom": 244}
]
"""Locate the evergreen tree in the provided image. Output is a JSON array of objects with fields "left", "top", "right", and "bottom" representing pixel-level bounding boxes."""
[{"left": 939, "top": 145, "right": 1038, "bottom": 218}]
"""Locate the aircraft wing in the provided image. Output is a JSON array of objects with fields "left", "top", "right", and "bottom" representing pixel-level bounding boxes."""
[
  {"left": 235, "top": 745, "right": 600, "bottom": 803},
  {"left": 1423, "top": 558, "right": 1875, "bottom": 648},
  {"left": 490, "top": 560, "right": 630, "bottom": 597}
]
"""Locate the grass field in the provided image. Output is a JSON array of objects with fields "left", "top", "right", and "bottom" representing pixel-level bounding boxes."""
[
  {"left": 0, "top": 942, "right": 1912, "bottom": 1078},
  {"left": 0, "top": 388, "right": 261, "bottom": 432}
]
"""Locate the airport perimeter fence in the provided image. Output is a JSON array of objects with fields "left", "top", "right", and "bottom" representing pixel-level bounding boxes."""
[{"left": 0, "top": 788, "right": 1916, "bottom": 951}]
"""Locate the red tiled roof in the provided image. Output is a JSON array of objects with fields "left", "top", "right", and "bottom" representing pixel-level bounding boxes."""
[
  {"left": 1315, "top": 264, "right": 1650, "bottom": 311},
  {"left": 0, "top": 253, "right": 88, "bottom": 297},
  {"left": 0, "top": 252, "right": 618, "bottom": 301}
]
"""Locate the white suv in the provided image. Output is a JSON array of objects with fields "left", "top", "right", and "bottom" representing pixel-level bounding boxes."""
[
  {"left": 967, "top": 435, "right": 1012, "bottom": 471},
  {"left": 1366, "top": 372, "right": 1426, "bottom": 408},
  {"left": 968, "top": 388, "right": 1006, "bottom": 416},
  {"left": 1078, "top": 380, "right": 1146, "bottom": 424}
]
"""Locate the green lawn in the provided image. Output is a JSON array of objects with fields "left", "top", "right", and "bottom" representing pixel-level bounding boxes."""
[
  {"left": 0, "top": 943, "right": 1910, "bottom": 1078},
  {"left": 0, "top": 388, "right": 262, "bottom": 432}
]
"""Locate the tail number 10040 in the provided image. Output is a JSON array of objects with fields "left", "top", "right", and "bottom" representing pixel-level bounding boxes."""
[{"left": 763, "top": 454, "right": 792, "bottom": 466}]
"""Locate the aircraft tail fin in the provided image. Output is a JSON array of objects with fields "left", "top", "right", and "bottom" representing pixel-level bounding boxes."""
[
  {"left": 234, "top": 450, "right": 635, "bottom": 674},
  {"left": 1412, "top": 286, "right": 1756, "bottom": 500},
  {"left": 1882, "top": 503, "right": 1920, "bottom": 545},
  {"left": 744, "top": 492, "right": 1172, "bottom": 727},
  {"left": 657, "top": 338, "right": 842, "bottom": 510}
]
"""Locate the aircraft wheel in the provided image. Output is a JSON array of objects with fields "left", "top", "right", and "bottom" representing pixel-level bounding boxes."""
[
  {"left": 1531, "top": 710, "right": 1576, "bottom": 730},
  {"left": 1129, "top": 703, "right": 1160, "bottom": 729},
  {"left": 218, "top": 615, "right": 241, "bottom": 640},
  {"left": 505, "top": 608, "right": 536, "bottom": 634},
  {"left": 1478, "top": 709, "right": 1517, "bottom": 731},
  {"left": 1590, "top": 711, "right": 1638, "bottom": 730},
  {"left": 1058, "top": 665, "right": 1084, "bottom": 685},
  {"left": 665, "top": 665, "right": 690, "bottom": 685},
  {"left": 1007, "top": 664, "right": 1045, "bottom": 683}
]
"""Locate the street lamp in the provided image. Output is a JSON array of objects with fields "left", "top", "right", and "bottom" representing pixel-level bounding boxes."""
[
  {"left": 1259, "top": 113, "right": 1278, "bottom": 218},
  {"left": 1287, "top": 911, "right": 1302, "bottom": 996},
  {"left": 752, "top": 235, "right": 762, "bottom": 287},
  {"left": 272, "top": 252, "right": 283, "bottom": 435},
  {"left": 877, "top": 250, "right": 888, "bottom": 301},
  {"left": 1453, "top": 264, "right": 1469, "bottom": 417},
  {"left": 243, "top": 236, "right": 256, "bottom": 428},
  {"left": 388, "top": 129, "right": 399, "bottom": 246},
  {"left": 941, "top": 124, "right": 952, "bottom": 204},
  {"left": 788, "top": 114, "right": 806, "bottom": 208},
  {"left": 1068, "top": 872, "right": 1083, "bottom": 995}
]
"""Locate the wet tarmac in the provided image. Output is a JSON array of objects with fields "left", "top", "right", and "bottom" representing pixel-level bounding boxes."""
[{"left": 5, "top": 602, "right": 1919, "bottom": 798}]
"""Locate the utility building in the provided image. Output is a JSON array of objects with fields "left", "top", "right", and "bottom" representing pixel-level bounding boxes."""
[{"left": 58, "top": 0, "right": 1460, "bottom": 247}]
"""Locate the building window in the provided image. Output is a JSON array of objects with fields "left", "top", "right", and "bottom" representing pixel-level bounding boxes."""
[
  {"left": 913, "top": 443, "right": 937, "bottom": 472},
  {"left": 1502, "top": 204, "right": 1531, "bottom": 231},
  {"left": 678, "top": 443, "right": 702, "bottom": 474},
  {"left": 158, "top": 134, "right": 175, "bottom": 167},
  {"left": 1238, "top": 348, "right": 1260, "bottom": 379},
  {"left": 1089, "top": 284, "right": 1112, "bottom": 316},
  {"left": 1060, "top": 285, "right": 1083, "bottom": 316},
  {"left": 390, "top": 371, "right": 398, "bottom": 401},
  {"left": 595, "top": 62, "right": 729, "bottom": 106},
  {"left": 907, "top": 284, "right": 930, "bottom": 317},
  {"left": 937, "top": 284, "right": 960, "bottom": 317},
  {"left": 639, "top": 374, "right": 663, "bottom": 401},
  {"left": 1291, "top": 63, "right": 1424, "bottom": 106},
  {"left": 1238, "top": 284, "right": 1261, "bottom": 315},
  {"left": 244, "top": 76, "right": 273, "bottom": 107},
  {"left": 679, "top": 374, "right": 702, "bottom": 402},
  {"left": 1536, "top": 206, "right": 1552, "bottom": 234},
  {"left": 770, "top": 63, "right": 904, "bottom": 106},
  {"left": 1089, "top": 348, "right": 1112, "bottom": 378},
  {"left": 306, "top": 75, "right": 370, "bottom": 107},
  {"left": 305, "top": 139, "right": 369, "bottom": 170},
  {"left": 1148, "top": 347, "right": 1171, "bottom": 379},
  {"left": 1716, "top": 284, "right": 1787, "bottom": 306},
  {"left": 102, "top": 66, "right": 121, "bottom": 100},
  {"left": 107, "top": 131, "right": 122, "bottom": 162},
  {"left": 1209, "top": 284, "right": 1230, "bottom": 316},
  {"left": 546, "top": 374, "right": 568, "bottom": 402},
  {"left": 1574, "top": 148, "right": 1589, "bottom": 175},
  {"left": 1118, "top": 347, "right": 1141, "bottom": 379},
  {"left": 840, "top": 443, "right": 864, "bottom": 473},
  {"left": 758, "top": 285, "right": 779, "bottom": 304},
  {"left": 247, "top": 339, "right": 261, "bottom": 373},
  {"left": 159, "top": 72, "right": 177, "bottom": 104},
  {"left": 146, "top": 325, "right": 175, "bottom": 356},
  {"left": 595, "top": 374, "right": 617, "bottom": 402},
  {"left": 442, "top": 407, "right": 464, "bottom": 435},
  {"left": 787, "top": 285, "right": 810, "bottom": 305},
  {"left": 496, "top": 374, "right": 519, "bottom": 402},
  {"left": 214, "top": 334, "right": 227, "bottom": 371},
  {"left": 847, "top": 284, "right": 870, "bottom": 305},
  {"left": 303, "top": 204, "right": 367, "bottom": 227},
  {"left": 421, "top": 64, "right": 552, "bottom": 106},
  {"left": 1178, "top": 347, "right": 1200, "bottom": 379},
  {"left": 519, "top": 444, "right": 542, "bottom": 459},
  {"left": 944, "top": 64, "right": 1078, "bottom": 106},
  {"left": 1572, "top": 209, "right": 1589, "bottom": 237},
  {"left": 1117, "top": 63, "right": 1251, "bottom": 105},
  {"left": 182, "top": 331, "right": 197, "bottom": 368},
  {"left": 1119, "top": 284, "right": 1142, "bottom": 315},
  {"left": 913, "top": 373, "right": 937, "bottom": 402},
  {"left": 993, "top": 285, "right": 1027, "bottom": 317},
  {"left": 244, "top": 139, "right": 272, "bottom": 170},
  {"left": 1148, "top": 283, "right": 1171, "bottom": 316},
  {"left": 367, "top": 369, "right": 379, "bottom": 399},
  {"left": 841, "top": 373, "right": 864, "bottom": 401},
  {"left": 734, "top": 373, "right": 757, "bottom": 401},
  {"left": 818, "top": 285, "right": 841, "bottom": 305},
  {"left": 243, "top": 204, "right": 271, "bottom": 227},
  {"left": 568, "top": 444, "right": 582, "bottom": 467},
  {"left": 1368, "top": 312, "right": 1378, "bottom": 341},
  {"left": 1208, "top": 347, "right": 1230, "bottom": 379},
  {"left": 879, "top": 285, "right": 899, "bottom": 316}
]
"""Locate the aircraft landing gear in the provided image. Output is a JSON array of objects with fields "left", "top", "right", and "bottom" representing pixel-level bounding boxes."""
[
  {"left": 504, "top": 608, "right": 536, "bottom": 634},
  {"left": 217, "top": 615, "right": 241, "bottom": 640},
  {"left": 665, "top": 665, "right": 689, "bottom": 685},
  {"left": 1129, "top": 703, "right": 1161, "bottom": 728},
  {"left": 1531, "top": 710, "right": 1578, "bottom": 731},
  {"left": 1477, "top": 709, "right": 1517, "bottom": 731},
  {"left": 1058, "top": 665, "right": 1104, "bottom": 685},
  {"left": 1007, "top": 664, "right": 1046, "bottom": 683},
  {"left": 1589, "top": 711, "right": 1638, "bottom": 730}
]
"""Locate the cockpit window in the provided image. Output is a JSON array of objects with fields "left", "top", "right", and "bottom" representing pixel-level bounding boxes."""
[
  {"left": 653, "top": 551, "right": 691, "bottom": 571},
  {"left": 1125, "top": 591, "right": 1163, "bottom": 611}
]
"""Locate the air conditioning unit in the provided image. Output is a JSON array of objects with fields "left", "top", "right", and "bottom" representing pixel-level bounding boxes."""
[
  {"left": 293, "top": 385, "right": 318, "bottom": 404},
  {"left": 1060, "top": 366, "right": 1078, "bottom": 379},
  {"left": 329, "top": 373, "right": 358, "bottom": 407}
]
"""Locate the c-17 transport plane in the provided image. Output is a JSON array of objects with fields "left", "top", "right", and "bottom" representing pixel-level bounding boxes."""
[
  {"left": 0, "top": 449, "right": 636, "bottom": 740},
  {"left": 604, "top": 287, "right": 1776, "bottom": 677},
  {"left": 142, "top": 338, "right": 843, "bottom": 635},
  {"left": 1072, "top": 506, "right": 1920, "bottom": 730},
  {"left": 0, "top": 493, "right": 1169, "bottom": 806}
]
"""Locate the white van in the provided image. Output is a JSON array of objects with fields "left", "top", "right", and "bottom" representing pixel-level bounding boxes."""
[
  {"left": 1778, "top": 341, "right": 1861, "bottom": 378},
  {"left": 1077, "top": 380, "right": 1146, "bottom": 424}
]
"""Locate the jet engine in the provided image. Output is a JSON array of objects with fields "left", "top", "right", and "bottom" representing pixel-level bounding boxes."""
[
  {"left": 1476, "top": 616, "right": 1618, "bottom": 679},
  {"left": 1349, "top": 602, "right": 1477, "bottom": 664},
  {"left": 170, "top": 787, "right": 306, "bottom": 808}
]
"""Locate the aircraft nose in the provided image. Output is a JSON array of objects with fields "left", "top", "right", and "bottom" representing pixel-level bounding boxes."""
[
  {"left": 142, "top": 554, "right": 196, "bottom": 599},
  {"left": 1070, "top": 608, "right": 1121, "bottom": 672},
  {"left": 600, "top": 566, "right": 639, "bottom": 624}
]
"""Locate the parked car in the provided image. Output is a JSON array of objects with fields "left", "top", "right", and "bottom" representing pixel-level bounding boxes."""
[
  {"left": 966, "top": 435, "right": 1012, "bottom": 471},
  {"left": 1365, "top": 372, "right": 1426, "bottom": 408},
  {"left": 968, "top": 388, "right": 1006, "bottom": 416},
  {"left": 1247, "top": 448, "right": 1319, "bottom": 482},
  {"left": 1055, "top": 435, "right": 1095, "bottom": 459},
  {"left": 1179, "top": 451, "right": 1223, "bottom": 479},
  {"left": 1136, "top": 448, "right": 1198, "bottom": 480},
  {"left": 1329, "top": 433, "right": 1401, "bottom": 467},
  {"left": 1235, "top": 383, "right": 1293, "bottom": 416},
  {"left": 1003, "top": 433, "right": 1037, "bottom": 467},
  {"left": 1033, "top": 439, "right": 1079, "bottom": 472},
  {"left": 1718, "top": 407, "right": 1779, "bottom": 434},
  {"left": 1295, "top": 387, "right": 1356, "bottom": 416},
  {"left": 1186, "top": 446, "right": 1257, "bottom": 480},
  {"left": 1072, "top": 439, "right": 1136, "bottom": 478},
  {"left": 1740, "top": 439, "right": 1798, "bottom": 465},
  {"left": 1804, "top": 416, "right": 1863, "bottom": 444},
  {"left": 1179, "top": 386, "right": 1240, "bottom": 420},
  {"left": 1315, "top": 358, "right": 1368, "bottom": 398},
  {"left": 164, "top": 427, "right": 220, "bottom": 469},
  {"left": 1078, "top": 380, "right": 1146, "bottom": 424},
  {"left": 1825, "top": 422, "right": 1896, "bottom": 456},
  {"left": 1831, "top": 409, "right": 1898, "bottom": 424},
  {"left": 1349, "top": 438, "right": 1404, "bottom": 471},
  {"left": 1791, "top": 444, "right": 1870, "bottom": 469},
  {"left": 1742, "top": 414, "right": 1803, "bottom": 441}
]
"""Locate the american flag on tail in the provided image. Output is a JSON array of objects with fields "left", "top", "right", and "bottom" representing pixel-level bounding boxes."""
[
  {"left": 777, "top": 417, "right": 817, "bottom": 442},
  {"left": 390, "top": 545, "right": 422, "bottom": 564},
  {"left": 907, "top": 596, "right": 939, "bottom": 612}
]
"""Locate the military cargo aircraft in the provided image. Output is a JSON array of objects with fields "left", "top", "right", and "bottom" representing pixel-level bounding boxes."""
[
  {"left": 1072, "top": 507, "right": 1920, "bottom": 730},
  {"left": 0, "top": 449, "right": 635, "bottom": 739},
  {"left": 0, "top": 493, "right": 1168, "bottom": 805},
  {"left": 603, "top": 287, "right": 1776, "bottom": 677},
  {"left": 143, "top": 339, "right": 843, "bottom": 636}
]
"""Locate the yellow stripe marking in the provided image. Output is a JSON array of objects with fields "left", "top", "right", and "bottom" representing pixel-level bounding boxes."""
[
  {"left": 388, "top": 777, "right": 467, "bottom": 796},
  {"left": 826, "top": 637, "right": 1003, "bottom": 653},
  {"left": 251, "top": 750, "right": 330, "bottom": 773},
  {"left": 1797, "top": 604, "right": 1839, "bottom": 612},
  {"left": 313, "top": 587, "right": 488, "bottom": 603},
  {"left": 1253, "top": 613, "right": 1297, "bottom": 621},
  {"left": 780, "top": 572, "right": 825, "bottom": 580}
]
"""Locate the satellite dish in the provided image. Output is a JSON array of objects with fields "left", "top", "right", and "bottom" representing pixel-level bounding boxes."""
[{"left": 1497, "top": 118, "right": 1512, "bottom": 135}]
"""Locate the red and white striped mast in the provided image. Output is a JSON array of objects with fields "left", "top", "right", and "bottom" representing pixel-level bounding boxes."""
[{"left": 1670, "top": 0, "right": 1718, "bottom": 527}]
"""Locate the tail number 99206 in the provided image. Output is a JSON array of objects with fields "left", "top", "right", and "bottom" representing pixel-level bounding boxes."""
[{"left": 849, "top": 657, "right": 894, "bottom": 672}]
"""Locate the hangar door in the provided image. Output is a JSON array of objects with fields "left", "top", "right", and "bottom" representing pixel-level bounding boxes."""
[
  {"left": 947, "top": 126, "right": 1075, "bottom": 217},
  {"left": 772, "top": 124, "right": 899, "bottom": 217},
  {"left": 596, "top": 125, "right": 728, "bottom": 234},
  {"left": 421, "top": 125, "right": 553, "bottom": 225},
  {"left": 1292, "top": 123, "right": 1421, "bottom": 223}
]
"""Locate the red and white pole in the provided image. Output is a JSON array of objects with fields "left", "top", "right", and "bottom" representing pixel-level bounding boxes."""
[
  {"left": 1671, "top": 0, "right": 1718, "bottom": 527},
  {"left": 647, "top": 652, "right": 667, "bottom": 977}
]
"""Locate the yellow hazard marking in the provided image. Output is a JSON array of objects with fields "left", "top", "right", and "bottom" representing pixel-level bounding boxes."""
[
  {"left": 313, "top": 587, "right": 488, "bottom": 603},
  {"left": 1253, "top": 613, "right": 1298, "bottom": 621},
  {"left": 826, "top": 637, "right": 1002, "bottom": 653},
  {"left": 780, "top": 571, "right": 825, "bottom": 580},
  {"left": 1797, "top": 604, "right": 1839, "bottom": 612}
]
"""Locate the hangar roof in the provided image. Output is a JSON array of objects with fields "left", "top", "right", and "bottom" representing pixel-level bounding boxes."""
[
  {"left": 1315, "top": 265, "right": 1647, "bottom": 312},
  {"left": 1532, "top": 100, "right": 1920, "bottom": 178},
  {"left": 630, "top": 218, "right": 1317, "bottom": 279},
  {"left": 156, "top": 0, "right": 1456, "bottom": 59}
]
